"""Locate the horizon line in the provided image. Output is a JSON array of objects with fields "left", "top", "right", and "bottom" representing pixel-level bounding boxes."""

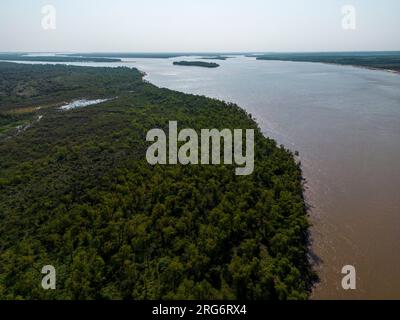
[{"left": 1, "top": 50, "right": 400, "bottom": 54}]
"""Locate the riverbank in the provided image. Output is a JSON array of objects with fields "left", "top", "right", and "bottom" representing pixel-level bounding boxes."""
[
  {"left": 133, "top": 56, "right": 400, "bottom": 299},
  {"left": 253, "top": 52, "right": 400, "bottom": 74},
  {"left": 0, "top": 62, "right": 314, "bottom": 300}
]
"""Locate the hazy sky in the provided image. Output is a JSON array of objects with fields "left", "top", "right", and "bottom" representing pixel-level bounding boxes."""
[{"left": 1, "top": 0, "right": 399, "bottom": 52}]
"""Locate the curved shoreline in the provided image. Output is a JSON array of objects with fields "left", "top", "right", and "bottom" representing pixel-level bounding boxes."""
[{"left": 0, "top": 61, "right": 315, "bottom": 299}]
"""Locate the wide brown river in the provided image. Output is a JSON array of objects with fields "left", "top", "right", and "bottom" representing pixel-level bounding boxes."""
[
  {"left": 16, "top": 56, "right": 400, "bottom": 298},
  {"left": 132, "top": 56, "right": 400, "bottom": 299}
]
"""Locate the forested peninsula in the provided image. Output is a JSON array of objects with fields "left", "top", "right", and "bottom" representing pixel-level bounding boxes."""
[
  {"left": 0, "top": 62, "right": 315, "bottom": 300},
  {"left": 253, "top": 52, "right": 400, "bottom": 73}
]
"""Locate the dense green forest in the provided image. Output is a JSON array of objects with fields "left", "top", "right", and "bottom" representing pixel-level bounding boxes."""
[
  {"left": 0, "top": 62, "right": 315, "bottom": 300},
  {"left": 0, "top": 62, "right": 140, "bottom": 139},
  {"left": 173, "top": 61, "right": 220, "bottom": 68},
  {"left": 253, "top": 51, "right": 400, "bottom": 72}
]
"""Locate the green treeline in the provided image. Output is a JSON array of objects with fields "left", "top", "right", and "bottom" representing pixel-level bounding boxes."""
[
  {"left": 200, "top": 56, "right": 231, "bottom": 61},
  {"left": 0, "top": 62, "right": 315, "bottom": 300},
  {"left": 0, "top": 53, "right": 121, "bottom": 63},
  {"left": 173, "top": 61, "right": 220, "bottom": 68},
  {"left": 254, "top": 52, "right": 400, "bottom": 72}
]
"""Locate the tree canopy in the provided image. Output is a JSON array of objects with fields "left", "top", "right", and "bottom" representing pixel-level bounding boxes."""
[{"left": 0, "top": 62, "right": 315, "bottom": 300}]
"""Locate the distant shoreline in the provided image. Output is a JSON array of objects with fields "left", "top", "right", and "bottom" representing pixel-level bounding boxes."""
[
  {"left": 254, "top": 52, "right": 400, "bottom": 75},
  {"left": 260, "top": 58, "right": 400, "bottom": 75}
]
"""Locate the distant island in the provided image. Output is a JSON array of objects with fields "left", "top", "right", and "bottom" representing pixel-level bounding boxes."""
[
  {"left": 252, "top": 52, "right": 400, "bottom": 73},
  {"left": 173, "top": 61, "right": 220, "bottom": 68}
]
